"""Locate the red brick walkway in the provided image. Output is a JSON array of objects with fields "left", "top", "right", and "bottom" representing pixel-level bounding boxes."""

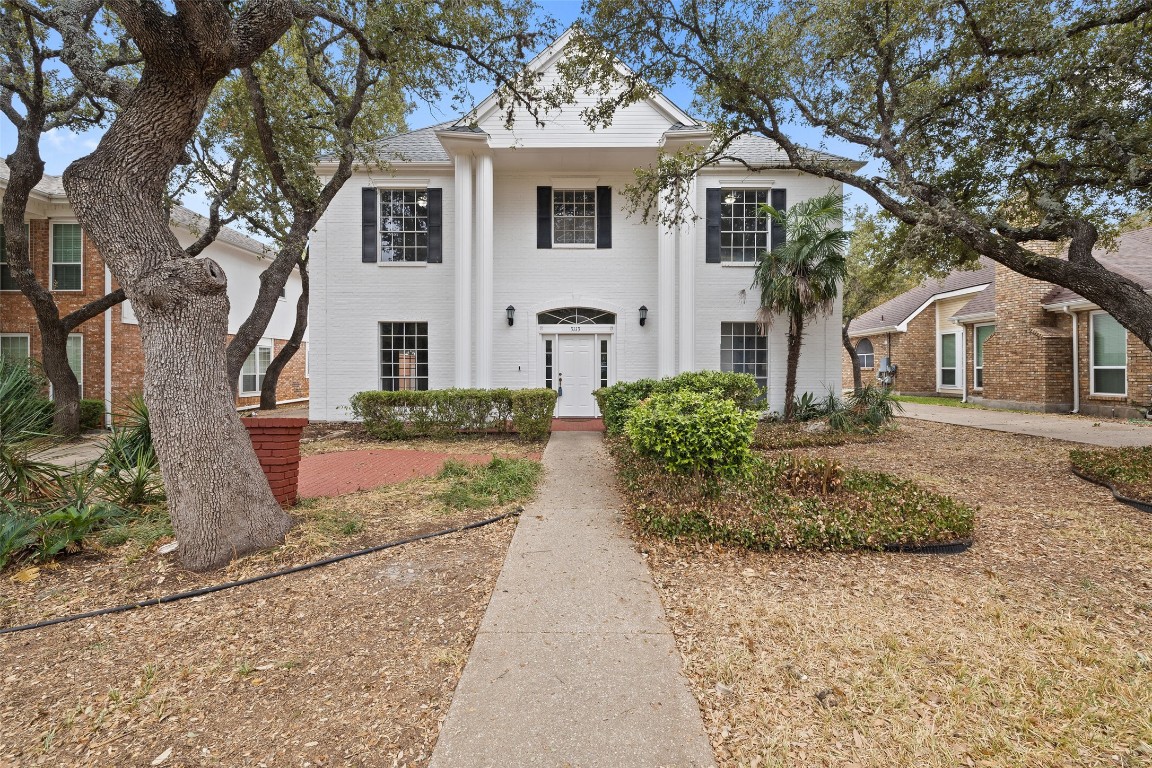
[
  {"left": 550, "top": 418, "right": 605, "bottom": 432},
  {"left": 298, "top": 450, "right": 494, "bottom": 498}
]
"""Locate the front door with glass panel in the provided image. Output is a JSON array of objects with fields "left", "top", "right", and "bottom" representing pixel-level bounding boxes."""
[{"left": 538, "top": 307, "right": 615, "bottom": 418}]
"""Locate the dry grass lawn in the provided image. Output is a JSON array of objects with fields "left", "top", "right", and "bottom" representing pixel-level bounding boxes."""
[{"left": 642, "top": 419, "right": 1152, "bottom": 768}]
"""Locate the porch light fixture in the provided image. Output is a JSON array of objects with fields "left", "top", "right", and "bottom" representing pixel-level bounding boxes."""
[
  {"left": 506, "top": 305, "right": 516, "bottom": 326},
  {"left": 723, "top": 191, "right": 736, "bottom": 205},
  {"left": 638, "top": 305, "right": 648, "bottom": 326}
]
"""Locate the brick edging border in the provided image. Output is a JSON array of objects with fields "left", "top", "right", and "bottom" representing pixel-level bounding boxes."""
[{"left": 1069, "top": 465, "right": 1152, "bottom": 514}]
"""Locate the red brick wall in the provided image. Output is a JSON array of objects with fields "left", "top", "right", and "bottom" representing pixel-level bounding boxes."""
[
  {"left": 843, "top": 308, "right": 936, "bottom": 394},
  {"left": 3, "top": 219, "right": 309, "bottom": 422}
]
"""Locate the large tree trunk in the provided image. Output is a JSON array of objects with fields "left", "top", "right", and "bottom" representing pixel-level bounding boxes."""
[
  {"left": 259, "top": 260, "right": 308, "bottom": 410},
  {"left": 61, "top": 5, "right": 294, "bottom": 570},
  {"left": 842, "top": 322, "right": 862, "bottom": 392},
  {"left": 783, "top": 313, "right": 804, "bottom": 420}
]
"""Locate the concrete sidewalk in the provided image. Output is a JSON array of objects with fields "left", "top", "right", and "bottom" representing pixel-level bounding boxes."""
[
  {"left": 899, "top": 402, "right": 1152, "bottom": 447},
  {"left": 429, "top": 432, "right": 715, "bottom": 768}
]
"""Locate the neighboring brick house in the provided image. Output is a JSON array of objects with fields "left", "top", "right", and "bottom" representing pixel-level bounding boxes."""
[
  {"left": 0, "top": 165, "right": 308, "bottom": 425},
  {"left": 844, "top": 228, "right": 1152, "bottom": 419}
]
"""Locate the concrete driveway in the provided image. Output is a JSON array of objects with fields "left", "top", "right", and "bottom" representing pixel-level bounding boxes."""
[{"left": 898, "top": 402, "right": 1152, "bottom": 447}]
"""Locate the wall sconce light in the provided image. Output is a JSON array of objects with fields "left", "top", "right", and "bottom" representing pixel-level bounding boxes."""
[
  {"left": 639, "top": 305, "right": 648, "bottom": 326},
  {"left": 506, "top": 305, "right": 516, "bottom": 326},
  {"left": 723, "top": 191, "right": 736, "bottom": 205}
]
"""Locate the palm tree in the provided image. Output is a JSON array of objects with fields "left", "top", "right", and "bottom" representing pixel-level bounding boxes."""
[{"left": 752, "top": 191, "right": 849, "bottom": 420}]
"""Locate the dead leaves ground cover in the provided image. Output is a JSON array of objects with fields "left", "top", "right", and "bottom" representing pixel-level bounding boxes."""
[
  {"left": 641, "top": 420, "right": 1152, "bottom": 768},
  {"left": 1, "top": 435, "right": 540, "bottom": 767}
]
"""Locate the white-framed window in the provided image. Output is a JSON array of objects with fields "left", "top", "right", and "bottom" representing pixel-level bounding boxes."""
[
  {"left": 973, "top": 324, "right": 995, "bottom": 390},
  {"left": 939, "top": 332, "right": 959, "bottom": 388},
  {"left": 720, "top": 321, "right": 768, "bottom": 393},
  {"left": 0, "top": 333, "right": 30, "bottom": 362},
  {"left": 51, "top": 222, "right": 83, "bottom": 291},
  {"left": 379, "top": 188, "right": 429, "bottom": 263},
  {"left": 1090, "top": 312, "right": 1127, "bottom": 395},
  {"left": 855, "top": 338, "right": 875, "bottom": 369},
  {"left": 552, "top": 189, "right": 597, "bottom": 246},
  {"left": 240, "top": 342, "right": 272, "bottom": 395},
  {"left": 67, "top": 333, "right": 83, "bottom": 397},
  {"left": 720, "top": 189, "right": 770, "bottom": 263},
  {"left": 380, "top": 322, "right": 428, "bottom": 391}
]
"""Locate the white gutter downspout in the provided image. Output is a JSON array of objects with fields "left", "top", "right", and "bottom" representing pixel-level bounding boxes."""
[
  {"left": 959, "top": 325, "right": 968, "bottom": 402},
  {"left": 104, "top": 265, "right": 113, "bottom": 428},
  {"left": 1064, "top": 306, "right": 1079, "bottom": 413}
]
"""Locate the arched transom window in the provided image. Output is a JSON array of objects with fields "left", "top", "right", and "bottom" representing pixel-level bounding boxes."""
[
  {"left": 855, "top": 338, "right": 875, "bottom": 369},
  {"left": 537, "top": 307, "right": 617, "bottom": 325}
]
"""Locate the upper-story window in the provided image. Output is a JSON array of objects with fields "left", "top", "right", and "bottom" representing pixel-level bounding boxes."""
[
  {"left": 553, "top": 189, "right": 597, "bottom": 246},
  {"left": 379, "top": 189, "right": 428, "bottom": 263},
  {"left": 720, "top": 189, "right": 770, "bottom": 263},
  {"left": 51, "top": 222, "right": 83, "bottom": 291}
]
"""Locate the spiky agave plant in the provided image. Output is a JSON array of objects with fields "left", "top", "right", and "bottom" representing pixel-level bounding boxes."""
[{"left": 0, "top": 358, "right": 61, "bottom": 500}]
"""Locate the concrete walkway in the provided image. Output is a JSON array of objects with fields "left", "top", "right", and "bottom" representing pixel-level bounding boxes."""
[
  {"left": 900, "top": 402, "right": 1152, "bottom": 447},
  {"left": 429, "top": 432, "right": 715, "bottom": 768}
]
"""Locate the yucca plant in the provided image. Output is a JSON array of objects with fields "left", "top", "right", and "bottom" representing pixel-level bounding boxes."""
[
  {"left": 0, "top": 359, "right": 61, "bottom": 500},
  {"left": 0, "top": 503, "right": 40, "bottom": 569}
]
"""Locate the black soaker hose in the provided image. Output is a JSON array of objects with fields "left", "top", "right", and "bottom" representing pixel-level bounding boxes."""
[
  {"left": 1070, "top": 466, "right": 1152, "bottom": 514},
  {"left": 0, "top": 508, "right": 521, "bottom": 637}
]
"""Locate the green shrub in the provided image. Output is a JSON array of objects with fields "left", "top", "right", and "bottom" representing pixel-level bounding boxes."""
[
  {"left": 624, "top": 389, "right": 757, "bottom": 480},
  {"left": 595, "top": 371, "right": 763, "bottom": 436},
  {"left": 349, "top": 388, "right": 556, "bottom": 442},
  {"left": 79, "top": 399, "right": 106, "bottom": 430}
]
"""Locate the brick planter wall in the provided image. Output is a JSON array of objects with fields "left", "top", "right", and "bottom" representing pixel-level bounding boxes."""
[{"left": 243, "top": 417, "right": 308, "bottom": 507}]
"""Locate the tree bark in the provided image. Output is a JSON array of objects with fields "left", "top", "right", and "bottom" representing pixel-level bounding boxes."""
[
  {"left": 61, "top": 2, "right": 294, "bottom": 570},
  {"left": 842, "top": 322, "right": 862, "bottom": 392},
  {"left": 259, "top": 260, "right": 308, "bottom": 410},
  {"left": 783, "top": 312, "right": 805, "bottom": 420}
]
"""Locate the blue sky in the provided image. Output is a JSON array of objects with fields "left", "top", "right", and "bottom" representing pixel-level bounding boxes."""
[{"left": 0, "top": 0, "right": 871, "bottom": 217}]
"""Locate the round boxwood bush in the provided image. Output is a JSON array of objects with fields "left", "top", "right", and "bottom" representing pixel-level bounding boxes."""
[{"left": 624, "top": 389, "right": 757, "bottom": 479}]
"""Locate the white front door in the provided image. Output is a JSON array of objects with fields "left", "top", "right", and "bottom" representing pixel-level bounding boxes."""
[{"left": 555, "top": 335, "right": 597, "bottom": 417}]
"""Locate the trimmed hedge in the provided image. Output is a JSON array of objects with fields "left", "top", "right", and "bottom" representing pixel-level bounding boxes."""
[
  {"left": 349, "top": 388, "right": 557, "bottom": 441},
  {"left": 594, "top": 370, "right": 763, "bottom": 435}
]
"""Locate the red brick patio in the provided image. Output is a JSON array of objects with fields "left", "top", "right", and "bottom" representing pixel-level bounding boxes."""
[
  {"left": 550, "top": 417, "right": 605, "bottom": 432},
  {"left": 298, "top": 450, "right": 494, "bottom": 498}
]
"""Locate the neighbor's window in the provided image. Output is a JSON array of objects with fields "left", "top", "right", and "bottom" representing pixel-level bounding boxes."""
[
  {"left": 940, "top": 332, "right": 958, "bottom": 387},
  {"left": 0, "top": 333, "right": 30, "bottom": 362},
  {"left": 379, "top": 189, "right": 428, "bottom": 262},
  {"left": 720, "top": 189, "right": 770, "bottom": 263},
  {"left": 240, "top": 343, "right": 272, "bottom": 394},
  {"left": 552, "top": 189, "right": 597, "bottom": 245},
  {"left": 51, "top": 222, "right": 83, "bottom": 290},
  {"left": 0, "top": 225, "right": 16, "bottom": 291},
  {"left": 974, "top": 324, "right": 995, "bottom": 389},
  {"left": 1091, "top": 312, "right": 1126, "bottom": 395},
  {"left": 67, "top": 334, "right": 83, "bottom": 397},
  {"left": 721, "top": 321, "right": 768, "bottom": 393},
  {"left": 380, "top": 322, "right": 428, "bottom": 391},
  {"left": 855, "top": 338, "right": 875, "bottom": 369}
]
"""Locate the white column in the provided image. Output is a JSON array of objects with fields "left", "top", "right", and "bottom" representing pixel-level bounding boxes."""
[
  {"left": 677, "top": 176, "right": 697, "bottom": 372},
  {"left": 657, "top": 188, "right": 677, "bottom": 377},
  {"left": 453, "top": 153, "right": 474, "bottom": 388},
  {"left": 475, "top": 152, "right": 495, "bottom": 388}
]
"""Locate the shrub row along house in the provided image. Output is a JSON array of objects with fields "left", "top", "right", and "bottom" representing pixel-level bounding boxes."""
[
  {"left": 844, "top": 227, "right": 1152, "bottom": 418},
  {"left": 309, "top": 30, "right": 853, "bottom": 420},
  {"left": 0, "top": 162, "right": 309, "bottom": 425}
]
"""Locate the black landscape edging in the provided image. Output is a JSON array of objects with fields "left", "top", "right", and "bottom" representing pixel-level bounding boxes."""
[
  {"left": 1070, "top": 465, "right": 1152, "bottom": 514},
  {"left": 883, "top": 538, "right": 973, "bottom": 555}
]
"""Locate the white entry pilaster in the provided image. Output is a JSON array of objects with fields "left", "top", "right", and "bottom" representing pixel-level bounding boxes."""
[
  {"left": 453, "top": 153, "right": 474, "bottom": 387},
  {"left": 677, "top": 176, "right": 697, "bottom": 372},
  {"left": 475, "top": 152, "right": 495, "bottom": 387},
  {"left": 657, "top": 188, "right": 677, "bottom": 377}
]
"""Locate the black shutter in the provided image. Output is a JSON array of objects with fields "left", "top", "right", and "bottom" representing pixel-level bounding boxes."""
[
  {"left": 426, "top": 188, "right": 443, "bottom": 263},
  {"left": 362, "top": 187, "right": 378, "bottom": 263},
  {"left": 537, "top": 186, "right": 552, "bottom": 249},
  {"left": 596, "top": 186, "right": 612, "bottom": 249},
  {"left": 705, "top": 188, "right": 722, "bottom": 263},
  {"left": 770, "top": 188, "right": 787, "bottom": 252}
]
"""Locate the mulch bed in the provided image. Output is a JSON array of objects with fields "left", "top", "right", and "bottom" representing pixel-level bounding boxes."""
[{"left": 639, "top": 419, "right": 1152, "bottom": 767}]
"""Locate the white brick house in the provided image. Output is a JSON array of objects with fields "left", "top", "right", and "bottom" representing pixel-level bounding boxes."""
[{"left": 309, "top": 31, "right": 851, "bottom": 421}]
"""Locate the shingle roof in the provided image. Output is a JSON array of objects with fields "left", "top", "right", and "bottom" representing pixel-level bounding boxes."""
[
  {"left": 848, "top": 257, "right": 995, "bottom": 336},
  {"left": 952, "top": 283, "right": 996, "bottom": 321},
  {"left": 719, "top": 134, "right": 860, "bottom": 168},
  {"left": 1042, "top": 226, "right": 1152, "bottom": 305},
  {"left": 357, "top": 122, "right": 455, "bottom": 165},
  {"left": 1, "top": 161, "right": 271, "bottom": 258}
]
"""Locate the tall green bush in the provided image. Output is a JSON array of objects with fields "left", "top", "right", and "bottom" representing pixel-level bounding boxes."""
[
  {"left": 624, "top": 389, "right": 757, "bottom": 479},
  {"left": 594, "top": 370, "right": 763, "bottom": 435},
  {"left": 349, "top": 388, "right": 557, "bottom": 441},
  {"left": 79, "top": 399, "right": 106, "bottom": 430}
]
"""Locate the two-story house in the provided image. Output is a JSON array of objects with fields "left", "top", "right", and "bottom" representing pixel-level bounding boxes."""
[{"left": 308, "top": 31, "right": 853, "bottom": 421}]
